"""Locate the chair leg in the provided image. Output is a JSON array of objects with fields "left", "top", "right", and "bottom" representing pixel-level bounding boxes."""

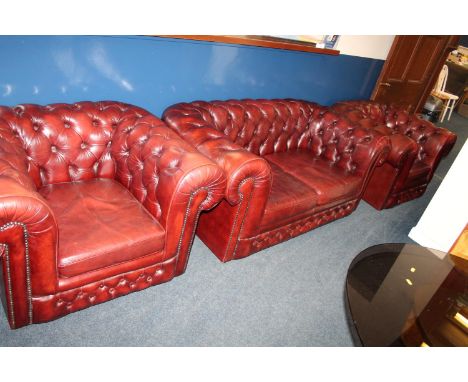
[
  {"left": 447, "top": 99, "right": 455, "bottom": 121},
  {"left": 440, "top": 101, "right": 448, "bottom": 122}
]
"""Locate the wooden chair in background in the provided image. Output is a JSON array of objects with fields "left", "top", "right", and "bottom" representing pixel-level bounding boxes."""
[{"left": 431, "top": 64, "right": 460, "bottom": 122}]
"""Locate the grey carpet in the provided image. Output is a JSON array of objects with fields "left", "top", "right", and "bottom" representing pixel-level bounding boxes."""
[{"left": 1, "top": 113, "right": 466, "bottom": 346}]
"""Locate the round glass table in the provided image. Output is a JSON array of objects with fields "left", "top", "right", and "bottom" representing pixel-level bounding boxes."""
[{"left": 345, "top": 243, "right": 468, "bottom": 346}]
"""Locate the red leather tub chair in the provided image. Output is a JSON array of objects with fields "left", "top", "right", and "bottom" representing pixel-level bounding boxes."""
[
  {"left": 332, "top": 101, "right": 457, "bottom": 209},
  {"left": 0, "top": 101, "right": 225, "bottom": 329},
  {"left": 163, "top": 99, "right": 390, "bottom": 262}
]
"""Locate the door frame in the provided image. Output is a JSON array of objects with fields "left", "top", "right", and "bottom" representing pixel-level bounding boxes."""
[{"left": 371, "top": 35, "right": 460, "bottom": 112}]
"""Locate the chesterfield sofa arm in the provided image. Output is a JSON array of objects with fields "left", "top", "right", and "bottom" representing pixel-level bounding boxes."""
[
  {"left": 163, "top": 104, "right": 271, "bottom": 261},
  {"left": 372, "top": 125, "right": 418, "bottom": 169},
  {"left": 405, "top": 119, "right": 457, "bottom": 172},
  {"left": 331, "top": 100, "right": 457, "bottom": 209},
  {"left": 0, "top": 177, "right": 59, "bottom": 328},
  {"left": 130, "top": 120, "right": 227, "bottom": 274},
  {"left": 163, "top": 103, "right": 271, "bottom": 201}
]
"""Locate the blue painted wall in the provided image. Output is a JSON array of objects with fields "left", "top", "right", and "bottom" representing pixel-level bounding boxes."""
[{"left": 0, "top": 36, "right": 384, "bottom": 116}]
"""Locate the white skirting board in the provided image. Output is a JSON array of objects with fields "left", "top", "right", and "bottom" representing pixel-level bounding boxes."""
[{"left": 408, "top": 138, "right": 468, "bottom": 253}]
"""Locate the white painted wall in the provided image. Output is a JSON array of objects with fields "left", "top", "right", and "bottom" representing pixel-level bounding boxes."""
[
  {"left": 335, "top": 35, "right": 395, "bottom": 60},
  {"left": 409, "top": 139, "right": 468, "bottom": 253}
]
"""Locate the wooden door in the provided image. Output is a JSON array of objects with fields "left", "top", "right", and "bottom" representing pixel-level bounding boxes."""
[{"left": 372, "top": 35, "right": 460, "bottom": 113}]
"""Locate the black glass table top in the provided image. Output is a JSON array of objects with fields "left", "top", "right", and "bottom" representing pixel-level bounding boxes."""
[{"left": 346, "top": 243, "right": 468, "bottom": 347}]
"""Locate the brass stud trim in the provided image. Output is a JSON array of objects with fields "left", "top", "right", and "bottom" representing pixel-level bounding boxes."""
[
  {"left": 0, "top": 222, "right": 33, "bottom": 327},
  {"left": 224, "top": 177, "right": 255, "bottom": 260},
  {"left": 231, "top": 178, "right": 255, "bottom": 258},
  {"left": 0, "top": 243, "right": 15, "bottom": 328},
  {"left": 175, "top": 187, "right": 210, "bottom": 261}
]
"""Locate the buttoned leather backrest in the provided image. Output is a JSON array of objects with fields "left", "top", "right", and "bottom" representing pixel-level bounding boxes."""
[
  {"left": 165, "top": 99, "right": 386, "bottom": 177},
  {"left": 383, "top": 108, "right": 445, "bottom": 163},
  {"left": 309, "top": 110, "right": 387, "bottom": 176},
  {"left": 333, "top": 101, "right": 455, "bottom": 165},
  {"left": 184, "top": 99, "right": 326, "bottom": 156},
  {"left": 0, "top": 101, "right": 150, "bottom": 187}
]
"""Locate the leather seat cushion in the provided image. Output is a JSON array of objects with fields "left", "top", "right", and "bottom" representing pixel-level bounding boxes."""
[
  {"left": 260, "top": 162, "right": 318, "bottom": 231},
  {"left": 39, "top": 178, "right": 165, "bottom": 278},
  {"left": 402, "top": 160, "right": 431, "bottom": 189},
  {"left": 265, "top": 151, "right": 362, "bottom": 206}
]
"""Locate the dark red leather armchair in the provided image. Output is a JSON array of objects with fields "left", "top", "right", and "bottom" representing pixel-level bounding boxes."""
[
  {"left": 331, "top": 101, "right": 457, "bottom": 209},
  {"left": 163, "top": 99, "right": 390, "bottom": 262},
  {"left": 0, "top": 101, "right": 226, "bottom": 329}
]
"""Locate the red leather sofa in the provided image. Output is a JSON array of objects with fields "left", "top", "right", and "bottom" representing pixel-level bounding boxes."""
[
  {"left": 331, "top": 101, "right": 457, "bottom": 209},
  {"left": 0, "top": 101, "right": 226, "bottom": 329},
  {"left": 163, "top": 99, "right": 391, "bottom": 262}
]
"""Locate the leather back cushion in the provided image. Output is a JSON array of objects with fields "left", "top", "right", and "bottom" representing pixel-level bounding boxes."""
[
  {"left": 0, "top": 101, "right": 150, "bottom": 187},
  {"left": 186, "top": 99, "right": 326, "bottom": 156},
  {"left": 384, "top": 110, "right": 450, "bottom": 163},
  {"left": 335, "top": 101, "right": 449, "bottom": 164},
  {"left": 309, "top": 111, "right": 383, "bottom": 175}
]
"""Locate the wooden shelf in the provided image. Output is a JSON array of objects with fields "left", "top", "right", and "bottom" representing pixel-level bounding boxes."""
[{"left": 155, "top": 35, "right": 340, "bottom": 56}]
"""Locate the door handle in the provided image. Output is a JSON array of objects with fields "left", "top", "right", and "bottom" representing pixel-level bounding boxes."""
[{"left": 380, "top": 82, "right": 391, "bottom": 87}]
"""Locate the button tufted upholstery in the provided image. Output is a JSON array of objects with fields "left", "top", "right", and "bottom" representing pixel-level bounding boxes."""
[
  {"left": 0, "top": 101, "right": 226, "bottom": 329},
  {"left": 163, "top": 99, "right": 390, "bottom": 261},
  {"left": 331, "top": 101, "right": 457, "bottom": 209}
]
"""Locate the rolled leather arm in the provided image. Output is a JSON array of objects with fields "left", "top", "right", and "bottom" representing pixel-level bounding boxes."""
[
  {"left": 419, "top": 127, "right": 457, "bottom": 168},
  {"left": 163, "top": 106, "right": 272, "bottom": 247},
  {"left": 0, "top": 175, "right": 58, "bottom": 328},
  {"left": 402, "top": 119, "right": 457, "bottom": 169},
  {"left": 111, "top": 115, "right": 226, "bottom": 272},
  {"left": 440, "top": 129, "right": 457, "bottom": 158},
  {"left": 373, "top": 125, "right": 418, "bottom": 168},
  {"left": 150, "top": 135, "right": 227, "bottom": 273},
  {"left": 112, "top": 114, "right": 226, "bottom": 216},
  {"left": 196, "top": 137, "right": 271, "bottom": 205},
  {"left": 163, "top": 106, "right": 272, "bottom": 206}
]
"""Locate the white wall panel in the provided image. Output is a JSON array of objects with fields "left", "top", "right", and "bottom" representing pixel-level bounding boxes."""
[{"left": 335, "top": 35, "right": 395, "bottom": 60}]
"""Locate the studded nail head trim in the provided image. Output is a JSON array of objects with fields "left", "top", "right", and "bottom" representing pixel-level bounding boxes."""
[{"left": 0, "top": 222, "right": 33, "bottom": 328}]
